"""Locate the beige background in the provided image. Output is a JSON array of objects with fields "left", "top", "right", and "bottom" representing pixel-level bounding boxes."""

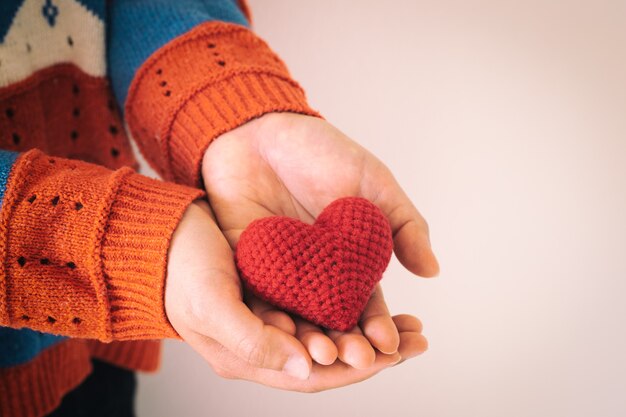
[{"left": 135, "top": 1, "right": 626, "bottom": 416}]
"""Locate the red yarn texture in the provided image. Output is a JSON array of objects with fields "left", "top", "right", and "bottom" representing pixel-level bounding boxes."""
[{"left": 235, "top": 197, "right": 393, "bottom": 331}]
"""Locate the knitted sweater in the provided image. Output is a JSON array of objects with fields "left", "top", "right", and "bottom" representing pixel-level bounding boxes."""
[{"left": 0, "top": 1, "right": 316, "bottom": 416}]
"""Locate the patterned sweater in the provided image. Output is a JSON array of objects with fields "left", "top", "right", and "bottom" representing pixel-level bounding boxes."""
[{"left": 0, "top": 1, "right": 316, "bottom": 416}]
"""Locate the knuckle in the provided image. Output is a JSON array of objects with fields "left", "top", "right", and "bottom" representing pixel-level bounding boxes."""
[
  {"left": 213, "top": 366, "right": 235, "bottom": 380},
  {"left": 238, "top": 335, "right": 271, "bottom": 368},
  {"left": 210, "top": 345, "right": 240, "bottom": 380},
  {"left": 298, "top": 384, "right": 323, "bottom": 394}
]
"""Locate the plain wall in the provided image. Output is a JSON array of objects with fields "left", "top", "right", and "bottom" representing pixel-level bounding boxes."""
[{"left": 135, "top": 1, "right": 626, "bottom": 416}]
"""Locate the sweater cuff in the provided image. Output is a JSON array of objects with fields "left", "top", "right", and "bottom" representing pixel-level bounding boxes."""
[
  {"left": 0, "top": 150, "right": 203, "bottom": 341},
  {"left": 125, "top": 21, "right": 320, "bottom": 187},
  {"left": 101, "top": 172, "right": 204, "bottom": 340}
]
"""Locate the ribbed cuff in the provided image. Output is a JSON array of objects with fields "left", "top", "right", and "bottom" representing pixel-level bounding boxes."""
[
  {"left": 0, "top": 150, "right": 203, "bottom": 342},
  {"left": 126, "top": 21, "right": 320, "bottom": 187},
  {"left": 101, "top": 172, "right": 204, "bottom": 340},
  {"left": 167, "top": 72, "right": 317, "bottom": 187}
]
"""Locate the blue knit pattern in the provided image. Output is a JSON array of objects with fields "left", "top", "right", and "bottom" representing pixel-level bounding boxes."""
[
  {"left": 0, "top": 0, "right": 247, "bottom": 369},
  {"left": 42, "top": 0, "right": 60, "bottom": 26},
  {"left": 0, "top": 1, "right": 25, "bottom": 42},
  {"left": 0, "top": 328, "right": 66, "bottom": 368},
  {"left": 76, "top": 0, "right": 105, "bottom": 21},
  {"left": 0, "top": 150, "right": 18, "bottom": 202},
  {"left": 107, "top": 0, "right": 249, "bottom": 108}
]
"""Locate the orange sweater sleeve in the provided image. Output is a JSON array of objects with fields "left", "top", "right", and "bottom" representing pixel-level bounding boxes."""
[
  {"left": 0, "top": 150, "right": 204, "bottom": 342},
  {"left": 125, "top": 21, "right": 320, "bottom": 187}
]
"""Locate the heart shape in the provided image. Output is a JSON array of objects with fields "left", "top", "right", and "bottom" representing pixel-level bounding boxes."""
[{"left": 235, "top": 197, "right": 393, "bottom": 331}]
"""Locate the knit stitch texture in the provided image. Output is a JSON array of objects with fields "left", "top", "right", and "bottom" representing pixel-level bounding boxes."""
[
  {"left": 0, "top": 1, "right": 317, "bottom": 415},
  {"left": 0, "top": 149, "right": 203, "bottom": 340},
  {"left": 235, "top": 197, "right": 394, "bottom": 331},
  {"left": 126, "top": 21, "right": 319, "bottom": 186}
]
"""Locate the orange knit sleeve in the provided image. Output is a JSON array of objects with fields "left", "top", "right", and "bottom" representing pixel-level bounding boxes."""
[
  {"left": 0, "top": 150, "right": 204, "bottom": 341},
  {"left": 125, "top": 21, "right": 320, "bottom": 187}
]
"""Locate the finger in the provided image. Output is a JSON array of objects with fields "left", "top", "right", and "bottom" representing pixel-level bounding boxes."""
[
  {"left": 187, "top": 327, "right": 401, "bottom": 392},
  {"left": 326, "top": 325, "right": 376, "bottom": 369},
  {"left": 192, "top": 269, "right": 312, "bottom": 380},
  {"left": 369, "top": 171, "right": 440, "bottom": 278},
  {"left": 393, "top": 313, "right": 424, "bottom": 334},
  {"left": 215, "top": 300, "right": 311, "bottom": 379},
  {"left": 293, "top": 316, "right": 338, "bottom": 365},
  {"left": 179, "top": 329, "right": 248, "bottom": 380},
  {"left": 359, "top": 285, "right": 400, "bottom": 354},
  {"left": 245, "top": 292, "right": 296, "bottom": 336},
  {"left": 392, "top": 314, "right": 428, "bottom": 364},
  {"left": 306, "top": 349, "right": 401, "bottom": 388},
  {"left": 250, "top": 349, "right": 401, "bottom": 392}
]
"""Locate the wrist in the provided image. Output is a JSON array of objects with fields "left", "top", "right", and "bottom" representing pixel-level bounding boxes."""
[
  {"left": 164, "top": 200, "right": 228, "bottom": 339},
  {"left": 201, "top": 112, "right": 325, "bottom": 185},
  {"left": 125, "top": 22, "right": 319, "bottom": 188},
  {"left": 100, "top": 173, "right": 204, "bottom": 340}
]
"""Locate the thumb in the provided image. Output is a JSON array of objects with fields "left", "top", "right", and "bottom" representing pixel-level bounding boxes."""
[
  {"left": 167, "top": 201, "right": 311, "bottom": 380},
  {"left": 205, "top": 292, "right": 312, "bottom": 380},
  {"left": 370, "top": 174, "right": 440, "bottom": 278}
]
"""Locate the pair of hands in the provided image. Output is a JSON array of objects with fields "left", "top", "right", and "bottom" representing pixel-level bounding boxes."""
[{"left": 165, "top": 113, "right": 439, "bottom": 392}]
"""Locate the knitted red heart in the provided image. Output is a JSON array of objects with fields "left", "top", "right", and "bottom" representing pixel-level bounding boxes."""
[{"left": 235, "top": 197, "right": 393, "bottom": 331}]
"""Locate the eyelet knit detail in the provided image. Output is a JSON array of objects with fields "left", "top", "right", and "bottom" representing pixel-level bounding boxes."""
[
  {"left": 0, "top": 2, "right": 258, "bottom": 414},
  {"left": 126, "top": 21, "right": 320, "bottom": 187},
  {"left": 0, "top": 64, "right": 137, "bottom": 170},
  {"left": 0, "top": 150, "right": 203, "bottom": 341}
]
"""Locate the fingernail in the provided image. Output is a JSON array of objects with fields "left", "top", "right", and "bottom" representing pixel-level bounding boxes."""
[
  {"left": 283, "top": 355, "right": 310, "bottom": 380},
  {"left": 406, "top": 345, "right": 429, "bottom": 360},
  {"left": 430, "top": 249, "right": 440, "bottom": 274},
  {"left": 405, "top": 350, "right": 426, "bottom": 360},
  {"left": 387, "top": 354, "right": 402, "bottom": 367}
]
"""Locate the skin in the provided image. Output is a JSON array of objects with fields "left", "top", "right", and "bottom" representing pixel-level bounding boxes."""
[{"left": 165, "top": 113, "right": 439, "bottom": 392}]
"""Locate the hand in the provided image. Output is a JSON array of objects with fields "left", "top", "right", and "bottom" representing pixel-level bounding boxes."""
[
  {"left": 166, "top": 201, "right": 411, "bottom": 392},
  {"left": 202, "top": 112, "right": 438, "bottom": 369}
]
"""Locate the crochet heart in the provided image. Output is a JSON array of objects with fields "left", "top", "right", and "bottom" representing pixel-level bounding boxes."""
[{"left": 235, "top": 197, "right": 393, "bottom": 331}]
